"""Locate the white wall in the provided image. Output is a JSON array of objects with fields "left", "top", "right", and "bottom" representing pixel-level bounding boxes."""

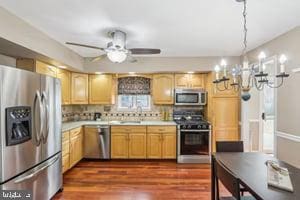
[
  {"left": 0, "top": 54, "right": 16, "bottom": 67},
  {"left": 246, "top": 26, "right": 300, "bottom": 167}
]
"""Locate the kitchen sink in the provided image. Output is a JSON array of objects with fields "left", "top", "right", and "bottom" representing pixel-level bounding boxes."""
[{"left": 120, "top": 121, "right": 142, "bottom": 124}]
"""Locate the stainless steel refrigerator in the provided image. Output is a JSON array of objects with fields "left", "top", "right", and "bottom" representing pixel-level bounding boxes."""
[{"left": 0, "top": 65, "right": 62, "bottom": 199}]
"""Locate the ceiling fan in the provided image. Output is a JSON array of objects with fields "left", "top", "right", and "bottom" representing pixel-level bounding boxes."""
[{"left": 66, "top": 30, "right": 161, "bottom": 63}]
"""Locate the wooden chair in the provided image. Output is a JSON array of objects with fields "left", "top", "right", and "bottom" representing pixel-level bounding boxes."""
[
  {"left": 216, "top": 141, "right": 248, "bottom": 196},
  {"left": 214, "top": 159, "right": 255, "bottom": 200},
  {"left": 216, "top": 141, "right": 244, "bottom": 153}
]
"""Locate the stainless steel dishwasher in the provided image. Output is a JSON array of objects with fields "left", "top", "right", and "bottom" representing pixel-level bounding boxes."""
[{"left": 84, "top": 125, "right": 110, "bottom": 159}]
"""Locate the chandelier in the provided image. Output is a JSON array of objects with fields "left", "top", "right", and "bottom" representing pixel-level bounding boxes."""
[{"left": 212, "top": 0, "right": 290, "bottom": 101}]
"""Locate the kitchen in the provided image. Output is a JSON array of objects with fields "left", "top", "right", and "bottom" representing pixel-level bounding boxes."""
[{"left": 0, "top": 0, "right": 300, "bottom": 200}]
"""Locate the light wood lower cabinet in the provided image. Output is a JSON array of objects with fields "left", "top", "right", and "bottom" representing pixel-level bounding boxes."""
[
  {"left": 62, "top": 127, "right": 83, "bottom": 173},
  {"left": 111, "top": 125, "right": 176, "bottom": 159},
  {"left": 147, "top": 126, "right": 177, "bottom": 159},
  {"left": 111, "top": 133, "right": 129, "bottom": 158},
  {"left": 111, "top": 126, "right": 147, "bottom": 159},
  {"left": 146, "top": 133, "right": 162, "bottom": 159},
  {"left": 69, "top": 127, "right": 83, "bottom": 167},
  {"left": 129, "top": 133, "right": 147, "bottom": 158},
  {"left": 62, "top": 131, "right": 70, "bottom": 173}
]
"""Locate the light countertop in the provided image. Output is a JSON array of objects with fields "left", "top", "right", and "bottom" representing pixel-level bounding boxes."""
[{"left": 62, "top": 120, "right": 177, "bottom": 132}]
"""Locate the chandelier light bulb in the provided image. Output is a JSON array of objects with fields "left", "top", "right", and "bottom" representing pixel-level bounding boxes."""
[
  {"left": 279, "top": 54, "right": 287, "bottom": 64},
  {"left": 258, "top": 51, "right": 266, "bottom": 61},
  {"left": 214, "top": 65, "right": 221, "bottom": 72},
  {"left": 220, "top": 59, "right": 227, "bottom": 67}
]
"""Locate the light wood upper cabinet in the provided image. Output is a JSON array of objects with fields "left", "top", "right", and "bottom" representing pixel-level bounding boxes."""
[
  {"left": 57, "top": 69, "right": 71, "bottom": 105},
  {"left": 128, "top": 133, "right": 147, "bottom": 158},
  {"left": 175, "top": 74, "right": 190, "bottom": 88},
  {"left": 152, "top": 74, "right": 174, "bottom": 105},
  {"left": 16, "top": 58, "right": 57, "bottom": 77},
  {"left": 89, "top": 74, "right": 113, "bottom": 104},
  {"left": 175, "top": 74, "right": 205, "bottom": 89},
  {"left": 71, "top": 73, "right": 89, "bottom": 104},
  {"left": 35, "top": 61, "right": 57, "bottom": 77},
  {"left": 190, "top": 74, "right": 205, "bottom": 88}
]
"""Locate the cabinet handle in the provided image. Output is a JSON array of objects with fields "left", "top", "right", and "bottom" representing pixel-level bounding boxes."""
[{"left": 158, "top": 129, "right": 165, "bottom": 131}]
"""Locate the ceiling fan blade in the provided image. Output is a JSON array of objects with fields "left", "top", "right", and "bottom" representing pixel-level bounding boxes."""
[
  {"left": 129, "top": 48, "right": 161, "bottom": 55},
  {"left": 90, "top": 54, "right": 107, "bottom": 62},
  {"left": 66, "top": 42, "right": 105, "bottom": 51}
]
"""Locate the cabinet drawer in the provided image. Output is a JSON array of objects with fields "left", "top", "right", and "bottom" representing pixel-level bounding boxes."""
[
  {"left": 62, "top": 153, "right": 70, "bottom": 174},
  {"left": 62, "top": 131, "right": 70, "bottom": 142},
  {"left": 62, "top": 140, "right": 69, "bottom": 156},
  {"left": 70, "top": 127, "right": 82, "bottom": 138},
  {"left": 147, "top": 126, "right": 176, "bottom": 133},
  {"left": 111, "top": 126, "right": 146, "bottom": 133}
]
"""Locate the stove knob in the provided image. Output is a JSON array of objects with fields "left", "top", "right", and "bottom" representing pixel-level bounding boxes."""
[
  {"left": 197, "top": 125, "right": 201, "bottom": 129},
  {"left": 182, "top": 125, "right": 186, "bottom": 129},
  {"left": 187, "top": 125, "right": 192, "bottom": 129}
]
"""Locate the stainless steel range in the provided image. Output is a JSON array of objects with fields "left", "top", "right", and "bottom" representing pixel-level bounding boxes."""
[{"left": 174, "top": 109, "right": 211, "bottom": 163}]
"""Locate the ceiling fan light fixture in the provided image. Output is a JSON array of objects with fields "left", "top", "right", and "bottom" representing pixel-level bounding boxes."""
[{"left": 107, "top": 50, "right": 127, "bottom": 63}]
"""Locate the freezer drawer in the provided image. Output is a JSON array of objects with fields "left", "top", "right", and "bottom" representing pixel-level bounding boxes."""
[{"left": 1, "top": 153, "right": 62, "bottom": 200}]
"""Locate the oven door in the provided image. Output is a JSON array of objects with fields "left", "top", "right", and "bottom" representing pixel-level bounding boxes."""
[{"left": 179, "top": 130, "right": 210, "bottom": 156}]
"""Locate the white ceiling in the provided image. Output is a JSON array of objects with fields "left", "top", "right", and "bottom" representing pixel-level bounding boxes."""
[{"left": 0, "top": 0, "right": 299, "bottom": 57}]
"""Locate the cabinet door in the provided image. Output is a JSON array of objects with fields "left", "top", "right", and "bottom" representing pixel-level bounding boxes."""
[
  {"left": 89, "top": 74, "right": 113, "bottom": 104},
  {"left": 147, "top": 133, "right": 162, "bottom": 159},
  {"left": 212, "top": 97, "right": 239, "bottom": 150},
  {"left": 162, "top": 133, "right": 176, "bottom": 159},
  {"left": 153, "top": 74, "right": 174, "bottom": 105},
  {"left": 111, "top": 133, "right": 128, "bottom": 159},
  {"left": 190, "top": 74, "right": 205, "bottom": 89},
  {"left": 36, "top": 60, "right": 57, "bottom": 77},
  {"left": 57, "top": 69, "right": 71, "bottom": 105},
  {"left": 62, "top": 154, "right": 70, "bottom": 174},
  {"left": 128, "top": 133, "right": 147, "bottom": 159},
  {"left": 69, "top": 133, "right": 83, "bottom": 167},
  {"left": 175, "top": 74, "right": 190, "bottom": 88},
  {"left": 71, "top": 73, "right": 89, "bottom": 104}
]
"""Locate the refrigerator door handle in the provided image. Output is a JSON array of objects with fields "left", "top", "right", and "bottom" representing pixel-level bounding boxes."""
[
  {"left": 33, "top": 90, "right": 43, "bottom": 146},
  {"left": 41, "top": 91, "right": 49, "bottom": 144},
  {"left": 14, "top": 154, "right": 59, "bottom": 184}
]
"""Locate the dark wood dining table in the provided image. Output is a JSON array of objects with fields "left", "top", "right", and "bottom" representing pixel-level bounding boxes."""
[{"left": 211, "top": 152, "right": 300, "bottom": 200}]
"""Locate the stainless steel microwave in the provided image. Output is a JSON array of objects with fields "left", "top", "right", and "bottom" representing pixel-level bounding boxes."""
[{"left": 174, "top": 89, "right": 207, "bottom": 106}]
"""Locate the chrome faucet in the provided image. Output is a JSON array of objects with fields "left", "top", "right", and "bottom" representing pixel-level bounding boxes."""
[{"left": 137, "top": 106, "right": 143, "bottom": 121}]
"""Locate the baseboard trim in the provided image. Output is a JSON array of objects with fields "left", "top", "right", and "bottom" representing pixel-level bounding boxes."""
[{"left": 277, "top": 131, "right": 300, "bottom": 142}]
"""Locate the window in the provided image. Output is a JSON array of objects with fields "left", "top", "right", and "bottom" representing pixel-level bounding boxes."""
[{"left": 118, "top": 95, "right": 151, "bottom": 110}]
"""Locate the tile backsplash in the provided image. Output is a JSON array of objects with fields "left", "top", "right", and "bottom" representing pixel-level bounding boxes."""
[{"left": 62, "top": 104, "right": 173, "bottom": 122}]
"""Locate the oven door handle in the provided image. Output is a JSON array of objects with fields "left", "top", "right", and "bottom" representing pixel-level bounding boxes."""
[{"left": 180, "top": 129, "right": 210, "bottom": 132}]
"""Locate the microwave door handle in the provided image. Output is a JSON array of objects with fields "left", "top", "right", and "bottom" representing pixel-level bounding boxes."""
[
  {"left": 14, "top": 154, "right": 59, "bottom": 184},
  {"left": 42, "top": 91, "right": 49, "bottom": 144}
]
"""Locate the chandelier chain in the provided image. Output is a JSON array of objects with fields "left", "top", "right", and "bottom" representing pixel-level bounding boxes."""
[{"left": 242, "top": 0, "right": 248, "bottom": 56}]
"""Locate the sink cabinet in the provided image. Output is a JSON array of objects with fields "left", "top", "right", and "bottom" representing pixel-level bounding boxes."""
[
  {"left": 111, "top": 125, "right": 176, "bottom": 159},
  {"left": 111, "top": 126, "right": 147, "bottom": 159}
]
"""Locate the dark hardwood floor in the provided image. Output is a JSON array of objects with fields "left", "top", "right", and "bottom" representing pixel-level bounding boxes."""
[{"left": 53, "top": 160, "right": 223, "bottom": 200}]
